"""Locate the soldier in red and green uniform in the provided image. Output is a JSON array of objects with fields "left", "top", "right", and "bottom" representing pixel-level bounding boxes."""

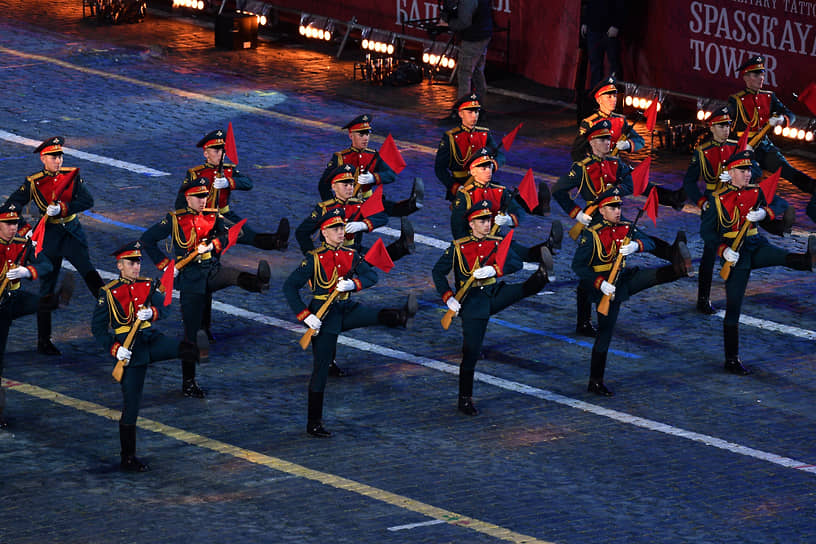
[
  {"left": 6, "top": 136, "right": 104, "bottom": 356},
  {"left": 701, "top": 150, "right": 815, "bottom": 376},
  {"left": 92, "top": 241, "right": 200, "bottom": 471}
]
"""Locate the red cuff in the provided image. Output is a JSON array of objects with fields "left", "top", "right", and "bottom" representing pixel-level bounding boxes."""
[
  {"left": 296, "top": 309, "right": 310, "bottom": 321},
  {"left": 212, "top": 239, "right": 223, "bottom": 253},
  {"left": 569, "top": 207, "right": 581, "bottom": 219},
  {"left": 156, "top": 258, "right": 171, "bottom": 271},
  {"left": 110, "top": 342, "right": 122, "bottom": 358},
  {"left": 493, "top": 264, "right": 503, "bottom": 278},
  {"left": 352, "top": 278, "right": 363, "bottom": 291},
  {"left": 442, "top": 290, "right": 454, "bottom": 303},
  {"left": 636, "top": 240, "right": 644, "bottom": 252},
  {"left": 696, "top": 197, "right": 707, "bottom": 209},
  {"left": 593, "top": 276, "right": 605, "bottom": 290},
  {"left": 765, "top": 207, "right": 775, "bottom": 221},
  {"left": 717, "top": 244, "right": 727, "bottom": 257},
  {"left": 228, "top": 177, "right": 236, "bottom": 189},
  {"left": 363, "top": 218, "right": 374, "bottom": 231},
  {"left": 26, "top": 266, "right": 38, "bottom": 280},
  {"left": 509, "top": 214, "right": 519, "bottom": 227},
  {"left": 59, "top": 202, "right": 68, "bottom": 217}
]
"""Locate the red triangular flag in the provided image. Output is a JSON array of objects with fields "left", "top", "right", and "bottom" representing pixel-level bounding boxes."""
[
  {"left": 31, "top": 219, "right": 46, "bottom": 256},
  {"left": 736, "top": 127, "right": 749, "bottom": 152},
  {"left": 799, "top": 83, "right": 816, "bottom": 116},
  {"left": 51, "top": 168, "right": 79, "bottom": 203},
  {"left": 225, "top": 122, "right": 238, "bottom": 164},
  {"left": 360, "top": 185, "right": 384, "bottom": 218},
  {"left": 363, "top": 238, "right": 394, "bottom": 273},
  {"left": 224, "top": 218, "right": 247, "bottom": 253},
  {"left": 161, "top": 259, "right": 175, "bottom": 306},
  {"left": 643, "top": 187, "right": 659, "bottom": 226},
  {"left": 517, "top": 168, "right": 538, "bottom": 212},
  {"left": 760, "top": 167, "right": 781, "bottom": 205},
  {"left": 378, "top": 134, "right": 406, "bottom": 174},
  {"left": 631, "top": 157, "right": 651, "bottom": 197},
  {"left": 501, "top": 123, "right": 523, "bottom": 151},
  {"left": 645, "top": 99, "right": 658, "bottom": 132},
  {"left": 495, "top": 229, "right": 515, "bottom": 272}
]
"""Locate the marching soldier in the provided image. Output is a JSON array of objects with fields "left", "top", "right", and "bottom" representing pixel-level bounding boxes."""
[
  {"left": 726, "top": 55, "right": 816, "bottom": 224},
  {"left": 283, "top": 207, "right": 418, "bottom": 438},
  {"left": 571, "top": 191, "right": 691, "bottom": 396},
  {"left": 450, "top": 148, "right": 562, "bottom": 262},
  {"left": 7, "top": 136, "right": 104, "bottom": 355},
  {"left": 682, "top": 107, "right": 793, "bottom": 314},
  {"left": 433, "top": 200, "right": 553, "bottom": 415},
  {"left": 317, "top": 114, "right": 424, "bottom": 219},
  {"left": 0, "top": 203, "right": 61, "bottom": 428},
  {"left": 141, "top": 177, "right": 271, "bottom": 398},
  {"left": 701, "top": 150, "right": 815, "bottom": 375},
  {"left": 92, "top": 241, "right": 201, "bottom": 471},
  {"left": 554, "top": 120, "right": 690, "bottom": 336},
  {"left": 297, "top": 164, "right": 414, "bottom": 263}
]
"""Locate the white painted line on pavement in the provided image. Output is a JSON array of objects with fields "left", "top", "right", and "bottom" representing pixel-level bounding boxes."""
[
  {"left": 0, "top": 129, "right": 171, "bottom": 176},
  {"left": 715, "top": 310, "right": 816, "bottom": 341},
  {"left": 388, "top": 519, "right": 447, "bottom": 531}
]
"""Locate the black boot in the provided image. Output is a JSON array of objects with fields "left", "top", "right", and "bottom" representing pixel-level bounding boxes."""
[
  {"left": 236, "top": 260, "right": 270, "bottom": 293},
  {"left": 83, "top": 269, "right": 105, "bottom": 298},
  {"left": 784, "top": 235, "right": 816, "bottom": 271},
  {"left": 656, "top": 186, "right": 687, "bottom": 211},
  {"left": 457, "top": 368, "right": 479, "bottom": 415},
  {"left": 36, "top": 308, "right": 60, "bottom": 356},
  {"left": 119, "top": 422, "right": 149, "bottom": 472},
  {"left": 696, "top": 244, "right": 717, "bottom": 314},
  {"left": 389, "top": 178, "right": 425, "bottom": 216},
  {"left": 587, "top": 349, "right": 613, "bottom": 396},
  {"left": 201, "top": 295, "right": 215, "bottom": 344},
  {"left": 759, "top": 205, "right": 795, "bottom": 236},
  {"left": 385, "top": 217, "right": 415, "bottom": 261},
  {"left": 671, "top": 237, "right": 692, "bottom": 277},
  {"left": 522, "top": 246, "right": 552, "bottom": 296},
  {"left": 457, "top": 395, "right": 479, "bottom": 416},
  {"left": 377, "top": 294, "right": 418, "bottom": 328},
  {"left": 307, "top": 390, "right": 331, "bottom": 437},
  {"left": 328, "top": 360, "right": 347, "bottom": 377},
  {"left": 534, "top": 182, "right": 551, "bottom": 214},
  {"left": 575, "top": 285, "right": 596, "bottom": 337},
  {"left": 253, "top": 218, "right": 290, "bottom": 251},
  {"left": 723, "top": 323, "right": 750, "bottom": 375},
  {"left": 181, "top": 357, "right": 206, "bottom": 398}
]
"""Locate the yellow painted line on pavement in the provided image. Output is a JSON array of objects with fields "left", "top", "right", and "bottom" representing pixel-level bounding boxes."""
[
  {"left": 0, "top": 45, "right": 556, "bottom": 182},
  {"left": 1, "top": 377, "right": 552, "bottom": 544}
]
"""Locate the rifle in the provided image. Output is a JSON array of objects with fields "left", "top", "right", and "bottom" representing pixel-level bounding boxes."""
[
  {"left": 569, "top": 203, "right": 598, "bottom": 240},
  {"left": 174, "top": 239, "right": 210, "bottom": 271},
  {"left": 440, "top": 237, "right": 502, "bottom": 329},
  {"left": 0, "top": 238, "right": 33, "bottom": 299},
  {"left": 597, "top": 208, "right": 644, "bottom": 316},
  {"left": 489, "top": 188, "right": 519, "bottom": 236},
  {"left": 719, "top": 211, "right": 755, "bottom": 281},
  {"left": 353, "top": 153, "right": 379, "bottom": 197},
  {"left": 748, "top": 122, "right": 772, "bottom": 148},
  {"left": 111, "top": 281, "right": 158, "bottom": 382}
]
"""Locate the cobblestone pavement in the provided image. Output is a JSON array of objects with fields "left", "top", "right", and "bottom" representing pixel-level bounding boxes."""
[{"left": 0, "top": 2, "right": 815, "bottom": 543}]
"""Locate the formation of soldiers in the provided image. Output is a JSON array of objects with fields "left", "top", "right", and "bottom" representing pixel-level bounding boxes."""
[{"left": 1, "top": 55, "right": 814, "bottom": 473}]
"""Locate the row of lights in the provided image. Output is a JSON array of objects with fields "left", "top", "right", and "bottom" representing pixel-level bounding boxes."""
[
  {"left": 299, "top": 24, "right": 332, "bottom": 41},
  {"left": 775, "top": 125, "right": 814, "bottom": 142},
  {"left": 236, "top": 10, "right": 268, "bottom": 26},
  {"left": 172, "top": 0, "right": 205, "bottom": 9},
  {"left": 421, "top": 52, "right": 456, "bottom": 70},
  {"left": 625, "top": 95, "right": 662, "bottom": 112},
  {"left": 361, "top": 39, "right": 394, "bottom": 55}
]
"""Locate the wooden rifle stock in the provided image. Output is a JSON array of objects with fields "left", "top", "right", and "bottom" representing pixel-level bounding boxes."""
[
  {"left": 298, "top": 290, "right": 341, "bottom": 350},
  {"left": 597, "top": 209, "right": 644, "bottom": 315},
  {"left": 569, "top": 204, "right": 598, "bottom": 240},
  {"left": 175, "top": 239, "right": 210, "bottom": 271},
  {"left": 0, "top": 241, "right": 33, "bottom": 299},
  {"left": 441, "top": 272, "right": 477, "bottom": 330},
  {"left": 719, "top": 217, "right": 754, "bottom": 280},
  {"left": 111, "top": 317, "right": 144, "bottom": 383},
  {"left": 353, "top": 153, "right": 379, "bottom": 197},
  {"left": 748, "top": 123, "right": 772, "bottom": 148}
]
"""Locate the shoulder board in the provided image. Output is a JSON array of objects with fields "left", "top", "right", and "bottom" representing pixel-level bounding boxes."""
[
  {"left": 578, "top": 157, "right": 592, "bottom": 166},
  {"left": 759, "top": 89, "right": 773, "bottom": 95},
  {"left": 202, "top": 208, "right": 219, "bottom": 213},
  {"left": 188, "top": 164, "right": 206, "bottom": 174},
  {"left": 712, "top": 185, "right": 730, "bottom": 197},
  {"left": 731, "top": 90, "right": 746, "bottom": 99},
  {"left": 170, "top": 208, "right": 188, "bottom": 216},
  {"left": 337, "top": 148, "right": 353, "bottom": 155},
  {"left": 473, "top": 125, "right": 490, "bottom": 132},
  {"left": 223, "top": 161, "right": 236, "bottom": 168},
  {"left": 59, "top": 167, "right": 77, "bottom": 174},
  {"left": 581, "top": 112, "right": 601, "bottom": 124},
  {"left": 363, "top": 147, "right": 377, "bottom": 153},
  {"left": 608, "top": 112, "right": 626, "bottom": 119},
  {"left": 724, "top": 138, "right": 739, "bottom": 145},
  {"left": 587, "top": 222, "right": 604, "bottom": 232},
  {"left": 317, "top": 198, "right": 336, "bottom": 209},
  {"left": 347, "top": 197, "right": 364, "bottom": 205},
  {"left": 27, "top": 171, "right": 45, "bottom": 181},
  {"left": 101, "top": 278, "right": 120, "bottom": 291},
  {"left": 485, "top": 234, "right": 503, "bottom": 242},
  {"left": 445, "top": 127, "right": 461, "bottom": 136},
  {"left": 488, "top": 182, "right": 507, "bottom": 190},
  {"left": 452, "top": 235, "right": 472, "bottom": 246}
]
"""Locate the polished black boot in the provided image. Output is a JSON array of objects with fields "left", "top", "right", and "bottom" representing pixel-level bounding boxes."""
[
  {"left": 236, "top": 260, "right": 271, "bottom": 292},
  {"left": 119, "top": 422, "right": 149, "bottom": 472},
  {"left": 457, "top": 368, "right": 479, "bottom": 415},
  {"left": 181, "top": 357, "right": 206, "bottom": 398},
  {"left": 723, "top": 323, "right": 750, "bottom": 375},
  {"left": 36, "top": 308, "right": 60, "bottom": 356},
  {"left": 575, "top": 285, "right": 596, "bottom": 337},
  {"left": 535, "top": 182, "right": 551, "bottom": 214},
  {"left": 83, "top": 269, "right": 105, "bottom": 298},
  {"left": 253, "top": 218, "right": 290, "bottom": 251},
  {"left": 201, "top": 295, "right": 215, "bottom": 344},
  {"left": 784, "top": 234, "right": 816, "bottom": 271},
  {"left": 656, "top": 186, "right": 687, "bottom": 211},
  {"left": 522, "top": 246, "right": 552, "bottom": 296},
  {"left": 457, "top": 395, "right": 479, "bottom": 416},
  {"left": 377, "top": 294, "right": 418, "bottom": 328},
  {"left": 385, "top": 217, "right": 415, "bottom": 261},
  {"left": 759, "top": 205, "right": 795, "bottom": 236},
  {"left": 671, "top": 237, "right": 692, "bottom": 277},
  {"left": 307, "top": 390, "right": 331, "bottom": 437},
  {"left": 388, "top": 178, "right": 424, "bottom": 216},
  {"left": 327, "top": 360, "right": 347, "bottom": 377},
  {"left": 587, "top": 349, "right": 613, "bottom": 396}
]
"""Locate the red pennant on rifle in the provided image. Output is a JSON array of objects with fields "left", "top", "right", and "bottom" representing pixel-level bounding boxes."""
[
  {"left": 799, "top": 82, "right": 816, "bottom": 116},
  {"left": 224, "top": 218, "right": 247, "bottom": 253},
  {"left": 517, "top": 168, "right": 539, "bottom": 212},
  {"left": 643, "top": 187, "right": 659, "bottom": 226},
  {"left": 161, "top": 259, "right": 175, "bottom": 306},
  {"left": 760, "top": 167, "right": 781, "bottom": 205},
  {"left": 645, "top": 99, "right": 658, "bottom": 133},
  {"left": 631, "top": 157, "right": 651, "bottom": 197},
  {"left": 378, "top": 134, "right": 406, "bottom": 174},
  {"left": 495, "top": 229, "right": 515, "bottom": 273},
  {"left": 51, "top": 167, "right": 79, "bottom": 203},
  {"left": 736, "top": 126, "right": 749, "bottom": 152},
  {"left": 363, "top": 237, "right": 394, "bottom": 273},
  {"left": 31, "top": 219, "right": 46, "bottom": 256},
  {"left": 225, "top": 122, "right": 238, "bottom": 164},
  {"left": 501, "top": 123, "right": 523, "bottom": 151},
  {"left": 360, "top": 185, "right": 384, "bottom": 217}
]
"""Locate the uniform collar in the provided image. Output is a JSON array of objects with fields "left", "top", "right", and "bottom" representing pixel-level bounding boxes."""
[{"left": 42, "top": 168, "right": 59, "bottom": 176}]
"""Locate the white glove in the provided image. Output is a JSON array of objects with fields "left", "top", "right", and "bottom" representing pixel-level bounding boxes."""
[
  {"left": 5, "top": 267, "right": 30, "bottom": 280},
  {"left": 769, "top": 115, "right": 785, "bottom": 127},
  {"left": 25, "top": 229, "right": 33, "bottom": 240},
  {"left": 494, "top": 213, "right": 513, "bottom": 227},
  {"left": 116, "top": 346, "right": 132, "bottom": 361},
  {"left": 212, "top": 176, "right": 229, "bottom": 189},
  {"left": 46, "top": 204, "right": 61, "bottom": 217},
  {"left": 136, "top": 308, "right": 154, "bottom": 321},
  {"left": 473, "top": 266, "right": 497, "bottom": 279},
  {"left": 746, "top": 209, "right": 767, "bottom": 222},
  {"left": 619, "top": 241, "right": 639, "bottom": 256},
  {"left": 607, "top": 26, "right": 619, "bottom": 38},
  {"left": 719, "top": 171, "right": 732, "bottom": 183},
  {"left": 304, "top": 314, "right": 322, "bottom": 332},
  {"left": 197, "top": 242, "right": 214, "bottom": 254},
  {"left": 615, "top": 140, "right": 631, "bottom": 151},
  {"left": 357, "top": 172, "right": 375, "bottom": 185},
  {"left": 580, "top": 24, "right": 587, "bottom": 37},
  {"left": 335, "top": 278, "right": 356, "bottom": 292},
  {"left": 600, "top": 281, "right": 616, "bottom": 296},
  {"left": 744, "top": 144, "right": 754, "bottom": 152},
  {"left": 165, "top": 265, "right": 180, "bottom": 278},
  {"left": 344, "top": 221, "right": 368, "bottom": 234},
  {"left": 723, "top": 247, "right": 740, "bottom": 264},
  {"left": 446, "top": 297, "right": 461, "bottom": 313},
  {"left": 577, "top": 211, "right": 593, "bottom": 226}
]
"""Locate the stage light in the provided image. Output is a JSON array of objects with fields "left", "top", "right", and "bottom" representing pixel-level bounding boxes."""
[
  {"left": 806, "top": 132, "right": 814, "bottom": 142},
  {"left": 299, "top": 14, "right": 333, "bottom": 43}
]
